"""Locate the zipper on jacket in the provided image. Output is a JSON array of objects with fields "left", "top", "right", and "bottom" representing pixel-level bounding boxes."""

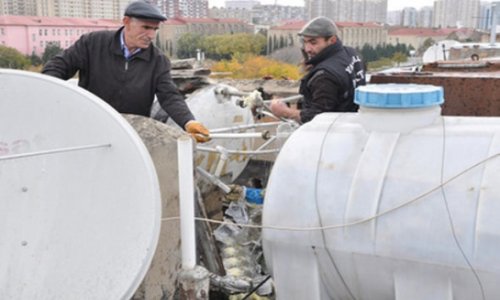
[{"left": 125, "top": 60, "right": 128, "bottom": 71}]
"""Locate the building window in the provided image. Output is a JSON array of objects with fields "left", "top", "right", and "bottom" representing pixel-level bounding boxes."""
[
  {"left": 44, "top": 29, "right": 48, "bottom": 36},
  {"left": 52, "top": 29, "right": 56, "bottom": 35},
  {"left": 32, "top": 33, "right": 36, "bottom": 41},
  {"left": 39, "top": 29, "right": 43, "bottom": 36},
  {"left": 40, "top": 41, "right": 44, "bottom": 47},
  {"left": 58, "top": 29, "right": 61, "bottom": 35},
  {"left": 0, "top": 28, "right": 4, "bottom": 35}
]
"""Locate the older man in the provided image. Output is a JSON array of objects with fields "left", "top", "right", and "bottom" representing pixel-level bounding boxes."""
[
  {"left": 270, "top": 16, "right": 366, "bottom": 123},
  {"left": 42, "top": 1, "right": 209, "bottom": 142}
]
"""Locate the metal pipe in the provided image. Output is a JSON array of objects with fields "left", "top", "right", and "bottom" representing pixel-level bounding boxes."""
[
  {"left": 0, "top": 143, "right": 112, "bottom": 161},
  {"left": 214, "top": 87, "right": 249, "bottom": 98},
  {"left": 249, "top": 136, "right": 277, "bottom": 159},
  {"left": 259, "top": 110, "right": 282, "bottom": 121},
  {"left": 177, "top": 136, "right": 196, "bottom": 269},
  {"left": 196, "top": 166, "right": 232, "bottom": 194},
  {"left": 209, "top": 122, "right": 282, "bottom": 133},
  {"left": 210, "top": 131, "right": 271, "bottom": 140},
  {"left": 197, "top": 146, "right": 281, "bottom": 156},
  {"left": 263, "top": 94, "right": 303, "bottom": 105}
]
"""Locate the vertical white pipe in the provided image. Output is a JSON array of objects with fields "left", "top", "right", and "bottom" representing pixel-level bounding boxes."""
[
  {"left": 214, "top": 146, "right": 228, "bottom": 178},
  {"left": 491, "top": 4, "right": 497, "bottom": 46},
  {"left": 177, "top": 136, "right": 196, "bottom": 270}
]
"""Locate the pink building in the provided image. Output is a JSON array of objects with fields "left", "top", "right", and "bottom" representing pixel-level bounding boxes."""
[{"left": 0, "top": 16, "right": 121, "bottom": 56}]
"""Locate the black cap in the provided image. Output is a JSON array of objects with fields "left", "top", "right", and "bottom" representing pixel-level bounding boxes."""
[
  {"left": 124, "top": 1, "right": 167, "bottom": 21},
  {"left": 298, "top": 16, "right": 338, "bottom": 37}
]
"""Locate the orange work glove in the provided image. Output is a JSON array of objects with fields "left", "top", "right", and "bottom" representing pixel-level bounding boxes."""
[{"left": 185, "top": 121, "right": 210, "bottom": 143}]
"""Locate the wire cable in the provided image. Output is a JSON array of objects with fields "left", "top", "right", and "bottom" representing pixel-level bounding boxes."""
[
  {"left": 438, "top": 118, "right": 486, "bottom": 300},
  {"left": 162, "top": 151, "right": 500, "bottom": 232},
  {"left": 241, "top": 275, "right": 272, "bottom": 300},
  {"left": 313, "top": 115, "right": 356, "bottom": 300}
]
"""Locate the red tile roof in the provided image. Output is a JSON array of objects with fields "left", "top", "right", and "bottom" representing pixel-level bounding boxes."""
[
  {"left": 0, "top": 15, "right": 120, "bottom": 27},
  {"left": 272, "top": 20, "right": 383, "bottom": 30},
  {"left": 272, "top": 20, "right": 305, "bottom": 30},
  {"left": 388, "top": 27, "right": 474, "bottom": 37},
  {"left": 165, "top": 17, "right": 248, "bottom": 25}
]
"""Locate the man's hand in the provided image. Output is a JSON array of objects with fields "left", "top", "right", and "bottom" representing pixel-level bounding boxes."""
[
  {"left": 185, "top": 121, "right": 210, "bottom": 143},
  {"left": 269, "top": 99, "right": 289, "bottom": 118},
  {"left": 270, "top": 99, "right": 301, "bottom": 123}
]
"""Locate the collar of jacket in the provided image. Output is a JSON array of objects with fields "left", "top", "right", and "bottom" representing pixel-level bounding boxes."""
[
  {"left": 306, "top": 38, "right": 344, "bottom": 66},
  {"left": 111, "top": 27, "right": 153, "bottom": 61}
]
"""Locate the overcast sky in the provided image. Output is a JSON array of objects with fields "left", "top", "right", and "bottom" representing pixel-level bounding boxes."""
[{"left": 208, "top": 0, "right": 491, "bottom": 11}]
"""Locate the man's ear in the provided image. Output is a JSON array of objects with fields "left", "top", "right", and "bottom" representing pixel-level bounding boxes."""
[
  {"left": 329, "top": 35, "right": 337, "bottom": 44},
  {"left": 123, "top": 16, "right": 131, "bottom": 26}
]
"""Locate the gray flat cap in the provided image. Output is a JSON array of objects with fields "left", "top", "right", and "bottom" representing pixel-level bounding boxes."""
[
  {"left": 124, "top": 1, "right": 167, "bottom": 21},
  {"left": 298, "top": 16, "right": 338, "bottom": 37}
]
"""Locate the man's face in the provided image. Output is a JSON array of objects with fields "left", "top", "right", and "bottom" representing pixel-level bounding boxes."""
[
  {"left": 302, "top": 35, "right": 336, "bottom": 60},
  {"left": 123, "top": 17, "right": 160, "bottom": 51}
]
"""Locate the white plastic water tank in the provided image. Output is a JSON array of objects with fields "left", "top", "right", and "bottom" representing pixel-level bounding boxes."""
[
  {"left": 168, "top": 84, "right": 255, "bottom": 181},
  {"left": 263, "top": 84, "right": 500, "bottom": 300}
]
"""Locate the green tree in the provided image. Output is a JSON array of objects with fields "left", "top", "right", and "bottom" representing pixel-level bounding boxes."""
[
  {"left": 28, "top": 52, "right": 43, "bottom": 66},
  {"left": 42, "top": 43, "right": 63, "bottom": 64},
  {"left": 418, "top": 38, "right": 435, "bottom": 55},
  {"left": 392, "top": 52, "right": 408, "bottom": 66},
  {"left": 0, "top": 45, "right": 30, "bottom": 69},
  {"left": 176, "top": 33, "right": 204, "bottom": 59},
  {"left": 361, "top": 44, "right": 377, "bottom": 62},
  {"left": 203, "top": 33, "right": 266, "bottom": 60}
]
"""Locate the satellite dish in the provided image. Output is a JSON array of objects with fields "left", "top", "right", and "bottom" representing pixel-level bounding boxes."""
[
  {"left": 0, "top": 69, "right": 161, "bottom": 299},
  {"left": 422, "top": 40, "right": 461, "bottom": 63}
]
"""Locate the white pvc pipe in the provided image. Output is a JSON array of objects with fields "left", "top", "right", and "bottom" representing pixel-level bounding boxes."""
[
  {"left": 197, "top": 146, "right": 281, "bottom": 156},
  {"left": 177, "top": 136, "right": 196, "bottom": 270},
  {"left": 209, "top": 122, "right": 282, "bottom": 133},
  {"left": 210, "top": 132, "right": 267, "bottom": 139},
  {"left": 214, "top": 146, "right": 228, "bottom": 178},
  {"left": 196, "top": 166, "right": 232, "bottom": 194}
]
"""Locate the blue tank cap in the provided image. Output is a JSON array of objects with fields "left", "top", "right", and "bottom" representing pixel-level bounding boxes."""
[{"left": 355, "top": 84, "right": 444, "bottom": 108}]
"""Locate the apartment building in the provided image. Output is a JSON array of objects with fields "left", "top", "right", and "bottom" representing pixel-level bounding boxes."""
[
  {"left": 0, "top": 0, "right": 129, "bottom": 19},
  {"left": 305, "top": 0, "right": 387, "bottom": 23},
  {"left": 387, "top": 27, "right": 477, "bottom": 50},
  {"left": 0, "top": 15, "right": 120, "bottom": 55},
  {"left": 154, "top": 0, "right": 209, "bottom": 18},
  {"left": 433, "top": 0, "right": 480, "bottom": 28}
]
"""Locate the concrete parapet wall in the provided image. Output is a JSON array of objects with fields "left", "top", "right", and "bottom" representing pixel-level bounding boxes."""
[
  {"left": 370, "top": 74, "right": 500, "bottom": 116},
  {"left": 124, "top": 115, "right": 186, "bottom": 300}
]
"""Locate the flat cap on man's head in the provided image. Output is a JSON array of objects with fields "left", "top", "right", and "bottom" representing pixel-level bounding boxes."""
[
  {"left": 124, "top": 1, "right": 167, "bottom": 21},
  {"left": 298, "top": 16, "right": 338, "bottom": 37}
]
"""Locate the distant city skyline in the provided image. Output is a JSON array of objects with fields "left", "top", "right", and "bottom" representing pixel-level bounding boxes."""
[{"left": 208, "top": 0, "right": 494, "bottom": 11}]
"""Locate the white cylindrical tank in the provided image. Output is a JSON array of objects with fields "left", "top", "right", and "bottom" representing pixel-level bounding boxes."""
[
  {"left": 168, "top": 84, "right": 255, "bottom": 182},
  {"left": 263, "top": 84, "right": 500, "bottom": 300}
]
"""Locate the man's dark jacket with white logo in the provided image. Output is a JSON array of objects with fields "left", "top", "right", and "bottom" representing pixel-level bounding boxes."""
[
  {"left": 42, "top": 27, "right": 194, "bottom": 127},
  {"left": 299, "top": 39, "right": 366, "bottom": 123}
]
